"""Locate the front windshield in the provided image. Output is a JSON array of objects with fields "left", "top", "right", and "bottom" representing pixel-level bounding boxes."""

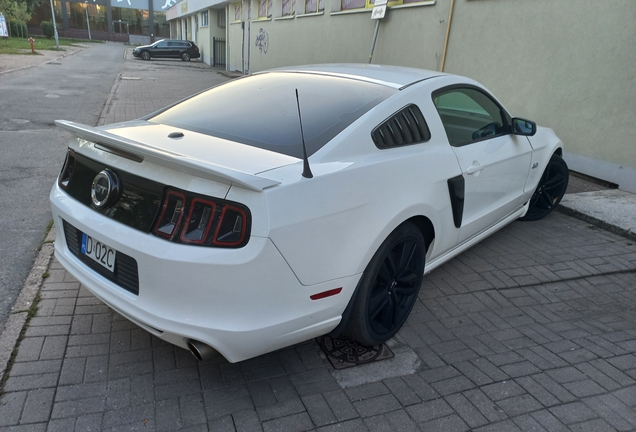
[{"left": 149, "top": 72, "right": 397, "bottom": 158}]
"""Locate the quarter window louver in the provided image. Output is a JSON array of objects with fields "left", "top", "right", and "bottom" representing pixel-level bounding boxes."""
[{"left": 372, "top": 104, "right": 431, "bottom": 149}]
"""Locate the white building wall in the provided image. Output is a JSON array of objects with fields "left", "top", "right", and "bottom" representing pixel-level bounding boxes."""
[
  {"left": 167, "top": 0, "right": 635, "bottom": 191},
  {"left": 228, "top": 21, "right": 243, "bottom": 71},
  {"left": 443, "top": 0, "right": 636, "bottom": 192}
]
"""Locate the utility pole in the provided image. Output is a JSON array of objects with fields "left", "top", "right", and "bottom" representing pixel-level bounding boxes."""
[
  {"left": 49, "top": 0, "right": 59, "bottom": 49},
  {"left": 85, "top": 1, "right": 92, "bottom": 40}
]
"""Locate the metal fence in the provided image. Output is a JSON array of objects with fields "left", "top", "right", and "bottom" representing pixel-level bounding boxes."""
[{"left": 213, "top": 37, "right": 226, "bottom": 68}]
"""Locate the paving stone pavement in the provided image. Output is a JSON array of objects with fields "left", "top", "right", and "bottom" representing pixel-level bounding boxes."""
[
  {"left": 1, "top": 214, "right": 635, "bottom": 431},
  {"left": 1, "top": 44, "right": 636, "bottom": 431}
]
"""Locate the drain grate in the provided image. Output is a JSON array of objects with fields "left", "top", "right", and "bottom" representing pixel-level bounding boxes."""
[{"left": 317, "top": 335, "right": 394, "bottom": 370}]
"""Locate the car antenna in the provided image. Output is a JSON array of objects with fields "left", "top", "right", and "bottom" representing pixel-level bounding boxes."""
[{"left": 295, "top": 89, "right": 313, "bottom": 179}]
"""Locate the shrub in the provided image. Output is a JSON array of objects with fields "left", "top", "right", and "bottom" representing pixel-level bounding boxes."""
[
  {"left": 41, "top": 21, "right": 54, "bottom": 39},
  {"left": 9, "top": 20, "right": 28, "bottom": 38}
]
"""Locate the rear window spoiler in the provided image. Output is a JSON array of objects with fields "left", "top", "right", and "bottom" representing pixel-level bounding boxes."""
[{"left": 55, "top": 120, "right": 281, "bottom": 192}]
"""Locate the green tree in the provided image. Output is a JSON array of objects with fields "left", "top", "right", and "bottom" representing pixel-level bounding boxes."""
[{"left": 0, "top": 0, "right": 31, "bottom": 22}]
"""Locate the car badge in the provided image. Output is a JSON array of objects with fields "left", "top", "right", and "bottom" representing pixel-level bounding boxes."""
[{"left": 91, "top": 169, "right": 120, "bottom": 209}]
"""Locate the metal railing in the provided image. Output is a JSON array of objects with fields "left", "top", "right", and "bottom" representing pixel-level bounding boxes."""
[{"left": 213, "top": 37, "right": 226, "bottom": 68}]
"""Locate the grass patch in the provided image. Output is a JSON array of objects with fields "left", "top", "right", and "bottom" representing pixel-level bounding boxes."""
[
  {"left": 0, "top": 36, "right": 101, "bottom": 55},
  {"left": 38, "top": 220, "right": 55, "bottom": 250}
]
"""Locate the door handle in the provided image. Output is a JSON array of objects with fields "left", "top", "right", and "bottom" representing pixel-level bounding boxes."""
[{"left": 466, "top": 163, "right": 483, "bottom": 174}]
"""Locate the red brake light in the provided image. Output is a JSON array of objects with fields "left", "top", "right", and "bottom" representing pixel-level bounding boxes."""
[{"left": 152, "top": 188, "right": 250, "bottom": 248}]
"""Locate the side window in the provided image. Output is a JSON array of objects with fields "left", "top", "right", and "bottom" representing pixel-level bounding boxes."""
[
  {"left": 156, "top": 41, "right": 169, "bottom": 48},
  {"left": 372, "top": 104, "right": 431, "bottom": 149},
  {"left": 433, "top": 87, "right": 509, "bottom": 147},
  {"left": 258, "top": 0, "right": 272, "bottom": 18}
]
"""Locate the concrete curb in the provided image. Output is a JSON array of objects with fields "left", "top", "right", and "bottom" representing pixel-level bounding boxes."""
[
  {"left": 0, "top": 228, "right": 56, "bottom": 388},
  {"left": 557, "top": 205, "right": 636, "bottom": 242},
  {"left": 98, "top": 72, "right": 122, "bottom": 126}
]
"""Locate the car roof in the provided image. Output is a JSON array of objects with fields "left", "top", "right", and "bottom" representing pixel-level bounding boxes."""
[
  {"left": 155, "top": 39, "right": 192, "bottom": 43},
  {"left": 263, "top": 64, "right": 446, "bottom": 89}
]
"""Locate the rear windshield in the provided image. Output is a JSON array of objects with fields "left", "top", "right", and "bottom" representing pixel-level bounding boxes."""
[{"left": 149, "top": 72, "right": 397, "bottom": 158}]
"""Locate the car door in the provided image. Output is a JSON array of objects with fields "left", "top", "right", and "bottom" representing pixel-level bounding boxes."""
[
  {"left": 433, "top": 86, "right": 532, "bottom": 244},
  {"left": 177, "top": 42, "right": 190, "bottom": 58},
  {"left": 153, "top": 41, "right": 170, "bottom": 58}
]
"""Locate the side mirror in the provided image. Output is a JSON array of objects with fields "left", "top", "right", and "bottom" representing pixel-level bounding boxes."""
[{"left": 512, "top": 118, "right": 536, "bottom": 136}]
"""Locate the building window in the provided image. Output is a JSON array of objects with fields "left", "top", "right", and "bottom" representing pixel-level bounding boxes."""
[
  {"left": 111, "top": 7, "right": 145, "bottom": 35},
  {"left": 282, "top": 0, "right": 294, "bottom": 16},
  {"left": 218, "top": 8, "right": 226, "bottom": 27},
  {"left": 234, "top": 2, "right": 242, "bottom": 21},
  {"left": 200, "top": 10, "right": 209, "bottom": 26},
  {"left": 341, "top": 0, "right": 366, "bottom": 10},
  {"left": 154, "top": 11, "right": 170, "bottom": 37},
  {"left": 305, "top": 0, "right": 324, "bottom": 13},
  {"left": 258, "top": 0, "right": 272, "bottom": 18}
]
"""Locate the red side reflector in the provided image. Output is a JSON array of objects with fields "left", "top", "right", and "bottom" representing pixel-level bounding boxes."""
[{"left": 310, "top": 288, "right": 343, "bottom": 301}]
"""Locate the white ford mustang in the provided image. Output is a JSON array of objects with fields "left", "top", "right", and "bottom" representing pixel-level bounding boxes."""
[{"left": 50, "top": 64, "right": 568, "bottom": 363}]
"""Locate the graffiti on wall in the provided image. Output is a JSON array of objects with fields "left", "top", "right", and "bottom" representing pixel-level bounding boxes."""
[{"left": 255, "top": 28, "right": 269, "bottom": 54}]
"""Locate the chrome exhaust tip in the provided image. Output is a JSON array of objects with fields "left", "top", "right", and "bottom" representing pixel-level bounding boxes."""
[{"left": 187, "top": 339, "right": 216, "bottom": 361}]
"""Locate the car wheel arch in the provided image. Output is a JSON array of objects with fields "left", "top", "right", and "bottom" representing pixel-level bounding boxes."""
[{"left": 328, "top": 214, "right": 435, "bottom": 339}]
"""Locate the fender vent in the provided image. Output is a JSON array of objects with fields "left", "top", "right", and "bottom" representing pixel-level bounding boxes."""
[{"left": 372, "top": 104, "right": 431, "bottom": 149}]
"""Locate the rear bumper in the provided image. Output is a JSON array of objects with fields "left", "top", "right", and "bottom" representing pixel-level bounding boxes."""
[{"left": 50, "top": 184, "right": 359, "bottom": 362}]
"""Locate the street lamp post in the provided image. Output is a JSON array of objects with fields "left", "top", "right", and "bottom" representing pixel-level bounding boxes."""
[
  {"left": 49, "top": 0, "right": 59, "bottom": 49},
  {"left": 85, "top": 1, "right": 92, "bottom": 40}
]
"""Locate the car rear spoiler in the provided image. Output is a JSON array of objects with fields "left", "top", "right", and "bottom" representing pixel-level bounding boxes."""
[{"left": 55, "top": 120, "right": 282, "bottom": 192}]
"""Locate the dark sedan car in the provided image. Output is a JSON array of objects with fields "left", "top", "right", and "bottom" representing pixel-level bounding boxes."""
[{"left": 132, "top": 39, "right": 200, "bottom": 61}]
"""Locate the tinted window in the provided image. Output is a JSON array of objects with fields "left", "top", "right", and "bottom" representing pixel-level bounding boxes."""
[
  {"left": 433, "top": 87, "right": 508, "bottom": 147},
  {"left": 149, "top": 72, "right": 397, "bottom": 158}
]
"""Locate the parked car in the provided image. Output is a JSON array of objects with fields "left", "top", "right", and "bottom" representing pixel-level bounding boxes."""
[
  {"left": 50, "top": 64, "right": 568, "bottom": 363},
  {"left": 132, "top": 39, "right": 200, "bottom": 61}
]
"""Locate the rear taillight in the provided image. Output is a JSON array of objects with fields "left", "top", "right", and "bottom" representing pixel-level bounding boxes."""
[
  {"left": 180, "top": 198, "right": 216, "bottom": 244},
  {"left": 213, "top": 205, "right": 248, "bottom": 247},
  {"left": 58, "top": 149, "right": 76, "bottom": 189},
  {"left": 152, "top": 187, "right": 250, "bottom": 248},
  {"left": 154, "top": 190, "right": 186, "bottom": 239}
]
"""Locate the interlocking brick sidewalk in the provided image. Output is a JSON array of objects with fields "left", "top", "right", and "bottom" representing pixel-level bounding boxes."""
[
  {"left": 1, "top": 44, "right": 635, "bottom": 431},
  {"left": 2, "top": 214, "right": 635, "bottom": 431}
]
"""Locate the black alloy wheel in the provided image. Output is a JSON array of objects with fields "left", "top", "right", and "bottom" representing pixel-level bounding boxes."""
[
  {"left": 520, "top": 154, "right": 569, "bottom": 221},
  {"left": 181, "top": 53, "right": 191, "bottom": 61},
  {"left": 346, "top": 222, "right": 425, "bottom": 346},
  {"left": 141, "top": 51, "right": 151, "bottom": 60}
]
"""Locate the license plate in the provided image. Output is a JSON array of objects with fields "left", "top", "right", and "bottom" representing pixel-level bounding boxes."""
[{"left": 81, "top": 233, "right": 116, "bottom": 273}]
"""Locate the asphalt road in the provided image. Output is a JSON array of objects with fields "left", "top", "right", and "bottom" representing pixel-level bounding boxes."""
[{"left": 0, "top": 44, "right": 125, "bottom": 329}]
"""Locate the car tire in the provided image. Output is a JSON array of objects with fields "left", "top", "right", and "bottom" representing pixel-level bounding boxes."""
[
  {"left": 346, "top": 222, "right": 425, "bottom": 346},
  {"left": 181, "top": 53, "right": 191, "bottom": 61},
  {"left": 520, "top": 154, "right": 569, "bottom": 222},
  {"left": 141, "top": 51, "right": 151, "bottom": 60}
]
